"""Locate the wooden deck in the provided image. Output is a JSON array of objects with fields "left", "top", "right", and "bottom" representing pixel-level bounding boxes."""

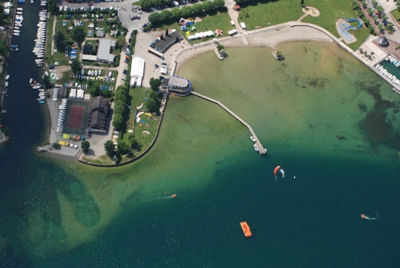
[{"left": 191, "top": 91, "right": 267, "bottom": 155}]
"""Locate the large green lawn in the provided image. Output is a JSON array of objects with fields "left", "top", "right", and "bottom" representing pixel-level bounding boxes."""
[
  {"left": 238, "top": 0, "right": 370, "bottom": 50},
  {"left": 391, "top": 9, "right": 400, "bottom": 21},
  {"left": 239, "top": 0, "right": 303, "bottom": 30},
  {"left": 120, "top": 87, "right": 160, "bottom": 156},
  {"left": 303, "top": 0, "right": 370, "bottom": 49},
  {"left": 162, "top": 12, "right": 234, "bottom": 44}
]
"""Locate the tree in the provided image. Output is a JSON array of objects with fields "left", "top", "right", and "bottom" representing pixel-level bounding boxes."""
[
  {"left": 52, "top": 143, "right": 61, "bottom": 149},
  {"left": 54, "top": 31, "right": 66, "bottom": 52},
  {"left": 48, "top": 0, "right": 58, "bottom": 14},
  {"left": 149, "top": 12, "right": 162, "bottom": 26},
  {"left": 90, "top": 86, "right": 101, "bottom": 97},
  {"left": 72, "top": 26, "right": 86, "bottom": 46},
  {"left": 217, "top": 44, "right": 224, "bottom": 52},
  {"left": 117, "top": 140, "right": 130, "bottom": 155},
  {"left": 150, "top": 78, "right": 162, "bottom": 91},
  {"left": 71, "top": 59, "right": 82, "bottom": 74},
  {"left": 113, "top": 113, "right": 125, "bottom": 131},
  {"left": 42, "top": 75, "right": 51, "bottom": 89},
  {"left": 171, "top": 7, "right": 182, "bottom": 20},
  {"left": 104, "top": 140, "right": 115, "bottom": 158},
  {"left": 146, "top": 98, "right": 160, "bottom": 114},
  {"left": 81, "top": 141, "right": 90, "bottom": 154},
  {"left": 127, "top": 134, "right": 141, "bottom": 150}
]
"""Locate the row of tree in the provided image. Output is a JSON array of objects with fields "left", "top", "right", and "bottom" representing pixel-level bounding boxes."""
[
  {"left": 54, "top": 26, "right": 86, "bottom": 53},
  {"left": 139, "top": 0, "right": 203, "bottom": 10},
  {"left": 353, "top": 1, "right": 376, "bottom": 35},
  {"left": 113, "top": 85, "right": 131, "bottom": 131},
  {"left": 104, "top": 133, "right": 141, "bottom": 163},
  {"left": 148, "top": 0, "right": 226, "bottom": 27}
]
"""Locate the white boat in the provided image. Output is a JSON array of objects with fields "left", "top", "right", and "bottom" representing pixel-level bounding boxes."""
[
  {"left": 5, "top": 74, "right": 10, "bottom": 80},
  {"left": 5, "top": 81, "right": 9, "bottom": 87},
  {"left": 250, "top": 136, "right": 256, "bottom": 142},
  {"left": 254, "top": 144, "right": 259, "bottom": 152}
]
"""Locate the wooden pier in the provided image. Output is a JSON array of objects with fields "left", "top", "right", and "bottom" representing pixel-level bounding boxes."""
[{"left": 191, "top": 91, "right": 267, "bottom": 155}]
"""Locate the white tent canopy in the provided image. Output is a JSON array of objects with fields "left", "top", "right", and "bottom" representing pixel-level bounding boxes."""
[{"left": 130, "top": 57, "right": 145, "bottom": 87}]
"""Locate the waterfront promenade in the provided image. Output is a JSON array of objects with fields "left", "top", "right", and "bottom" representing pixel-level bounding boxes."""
[{"left": 191, "top": 91, "right": 267, "bottom": 155}]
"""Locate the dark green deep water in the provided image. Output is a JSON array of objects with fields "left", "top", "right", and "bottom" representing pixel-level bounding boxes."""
[{"left": 1, "top": 4, "right": 400, "bottom": 268}]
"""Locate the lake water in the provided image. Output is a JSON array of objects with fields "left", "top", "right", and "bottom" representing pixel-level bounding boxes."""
[{"left": 1, "top": 6, "right": 400, "bottom": 266}]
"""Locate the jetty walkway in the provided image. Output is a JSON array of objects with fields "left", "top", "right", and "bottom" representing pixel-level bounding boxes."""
[{"left": 191, "top": 91, "right": 267, "bottom": 155}]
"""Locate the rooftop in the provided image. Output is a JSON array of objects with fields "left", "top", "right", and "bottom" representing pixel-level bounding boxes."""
[
  {"left": 153, "top": 30, "right": 183, "bottom": 54},
  {"left": 97, "top": 39, "right": 116, "bottom": 63}
]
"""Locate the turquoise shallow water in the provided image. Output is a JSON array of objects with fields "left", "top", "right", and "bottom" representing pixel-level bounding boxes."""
[{"left": 1, "top": 7, "right": 400, "bottom": 266}]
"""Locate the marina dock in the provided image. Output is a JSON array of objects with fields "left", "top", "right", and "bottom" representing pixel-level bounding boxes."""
[{"left": 191, "top": 91, "right": 267, "bottom": 155}]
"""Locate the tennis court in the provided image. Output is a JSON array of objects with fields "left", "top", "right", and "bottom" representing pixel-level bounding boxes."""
[{"left": 63, "top": 100, "right": 89, "bottom": 135}]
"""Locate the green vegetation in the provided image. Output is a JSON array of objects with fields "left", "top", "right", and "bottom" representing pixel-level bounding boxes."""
[
  {"left": 391, "top": 10, "right": 400, "bottom": 21},
  {"left": 81, "top": 141, "right": 90, "bottom": 154},
  {"left": 52, "top": 143, "right": 61, "bottom": 150},
  {"left": 162, "top": 12, "right": 233, "bottom": 43},
  {"left": 45, "top": 15, "right": 56, "bottom": 60},
  {"left": 147, "top": 91, "right": 162, "bottom": 115},
  {"left": 104, "top": 140, "right": 115, "bottom": 159},
  {"left": 48, "top": 0, "right": 58, "bottom": 14},
  {"left": 54, "top": 31, "right": 66, "bottom": 52},
  {"left": 149, "top": 0, "right": 226, "bottom": 27},
  {"left": 303, "top": 0, "right": 371, "bottom": 49},
  {"left": 72, "top": 26, "right": 86, "bottom": 46},
  {"left": 119, "top": 88, "right": 160, "bottom": 157},
  {"left": 217, "top": 44, "right": 224, "bottom": 51},
  {"left": 238, "top": 0, "right": 371, "bottom": 50},
  {"left": 71, "top": 59, "right": 82, "bottom": 74},
  {"left": 239, "top": 0, "right": 303, "bottom": 29},
  {"left": 150, "top": 78, "right": 162, "bottom": 91},
  {"left": 113, "top": 85, "right": 131, "bottom": 131}
]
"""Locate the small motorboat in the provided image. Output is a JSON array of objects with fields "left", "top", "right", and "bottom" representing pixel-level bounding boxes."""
[
  {"left": 5, "top": 74, "right": 10, "bottom": 80},
  {"left": 250, "top": 136, "right": 256, "bottom": 142},
  {"left": 240, "top": 221, "right": 252, "bottom": 238}
]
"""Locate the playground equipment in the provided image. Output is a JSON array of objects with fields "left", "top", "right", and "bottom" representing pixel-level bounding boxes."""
[{"left": 339, "top": 18, "right": 362, "bottom": 44}]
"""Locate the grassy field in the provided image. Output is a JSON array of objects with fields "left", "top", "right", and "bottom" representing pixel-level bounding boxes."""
[
  {"left": 303, "top": 0, "right": 370, "bottom": 49},
  {"left": 238, "top": 0, "right": 370, "bottom": 50},
  {"left": 81, "top": 155, "right": 114, "bottom": 165},
  {"left": 120, "top": 87, "right": 160, "bottom": 156},
  {"left": 391, "top": 10, "right": 400, "bottom": 21},
  {"left": 162, "top": 12, "right": 234, "bottom": 44},
  {"left": 239, "top": 0, "right": 303, "bottom": 30},
  {"left": 45, "top": 15, "right": 55, "bottom": 61}
]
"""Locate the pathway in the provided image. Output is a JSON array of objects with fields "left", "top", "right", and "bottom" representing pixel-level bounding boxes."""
[
  {"left": 191, "top": 91, "right": 267, "bottom": 155},
  {"left": 50, "top": 16, "right": 57, "bottom": 56}
]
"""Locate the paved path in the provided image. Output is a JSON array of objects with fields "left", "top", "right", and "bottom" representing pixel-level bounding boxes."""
[
  {"left": 191, "top": 91, "right": 267, "bottom": 155},
  {"left": 51, "top": 16, "right": 57, "bottom": 56}
]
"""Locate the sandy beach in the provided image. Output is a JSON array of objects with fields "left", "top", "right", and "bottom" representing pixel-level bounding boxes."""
[{"left": 174, "top": 23, "right": 333, "bottom": 74}]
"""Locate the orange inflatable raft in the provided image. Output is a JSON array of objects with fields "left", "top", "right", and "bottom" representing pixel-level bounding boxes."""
[{"left": 240, "top": 221, "right": 252, "bottom": 237}]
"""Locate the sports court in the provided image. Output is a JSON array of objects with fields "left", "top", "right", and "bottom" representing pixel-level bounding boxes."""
[{"left": 63, "top": 100, "right": 89, "bottom": 135}]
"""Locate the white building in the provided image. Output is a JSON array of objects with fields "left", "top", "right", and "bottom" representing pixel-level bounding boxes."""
[
  {"left": 130, "top": 57, "right": 145, "bottom": 87},
  {"left": 77, "top": 89, "right": 84, "bottom": 99},
  {"left": 69, "top": 88, "right": 77, "bottom": 99}
]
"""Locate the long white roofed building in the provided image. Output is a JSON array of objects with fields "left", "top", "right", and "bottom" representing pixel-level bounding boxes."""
[{"left": 130, "top": 57, "right": 145, "bottom": 87}]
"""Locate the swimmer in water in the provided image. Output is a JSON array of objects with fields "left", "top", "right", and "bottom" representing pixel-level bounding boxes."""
[{"left": 361, "top": 214, "right": 376, "bottom": 221}]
